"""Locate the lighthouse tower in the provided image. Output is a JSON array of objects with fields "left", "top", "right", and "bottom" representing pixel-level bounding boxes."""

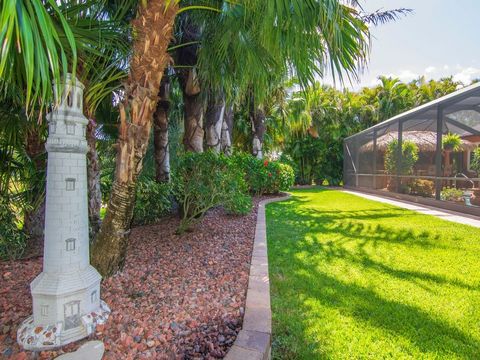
[{"left": 18, "top": 75, "right": 110, "bottom": 350}]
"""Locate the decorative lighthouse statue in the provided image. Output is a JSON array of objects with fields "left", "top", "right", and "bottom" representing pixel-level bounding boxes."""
[{"left": 18, "top": 75, "right": 110, "bottom": 350}]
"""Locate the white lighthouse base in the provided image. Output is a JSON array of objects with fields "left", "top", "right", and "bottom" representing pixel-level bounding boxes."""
[{"left": 17, "top": 301, "right": 110, "bottom": 351}]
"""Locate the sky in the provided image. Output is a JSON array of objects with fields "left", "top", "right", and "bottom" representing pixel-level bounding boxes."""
[{"left": 330, "top": 0, "right": 480, "bottom": 90}]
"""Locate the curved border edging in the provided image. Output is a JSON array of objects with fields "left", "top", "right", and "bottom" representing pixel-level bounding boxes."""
[{"left": 225, "top": 194, "right": 291, "bottom": 360}]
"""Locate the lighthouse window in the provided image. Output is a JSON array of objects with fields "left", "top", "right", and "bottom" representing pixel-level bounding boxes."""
[
  {"left": 67, "top": 91, "right": 73, "bottom": 107},
  {"left": 64, "top": 301, "right": 81, "bottom": 330},
  {"left": 91, "top": 290, "right": 98, "bottom": 303},
  {"left": 65, "top": 238, "right": 76, "bottom": 251},
  {"left": 66, "top": 122, "right": 75, "bottom": 135},
  {"left": 65, "top": 178, "right": 76, "bottom": 191},
  {"left": 49, "top": 121, "right": 56, "bottom": 134},
  {"left": 41, "top": 305, "right": 49, "bottom": 317}
]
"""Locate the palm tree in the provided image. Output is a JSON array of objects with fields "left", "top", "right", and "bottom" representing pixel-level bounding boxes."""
[
  {"left": 78, "top": 2, "right": 133, "bottom": 238},
  {"left": 411, "top": 76, "right": 460, "bottom": 105},
  {"left": 153, "top": 74, "right": 172, "bottom": 182},
  {"left": 197, "top": 2, "right": 410, "bottom": 158},
  {"left": 220, "top": 104, "right": 234, "bottom": 154},
  {"left": 91, "top": 1, "right": 179, "bottom": 276},
  {"left": 205, "top": 90, "right": 226, "bottom": 152},
  {"left": 376, "top": 76, "right": 412, "bottom": 121},
  {"left": 175, "top": 14, "right": 204, "bottom": 153}
]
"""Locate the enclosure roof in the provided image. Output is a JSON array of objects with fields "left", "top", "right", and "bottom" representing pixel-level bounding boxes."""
[
  {"left": 359, "top": 130, "right": 477, "bottom": 152},
  {"left": 345, "top": 81, "right": 480, "bottom": 140}
]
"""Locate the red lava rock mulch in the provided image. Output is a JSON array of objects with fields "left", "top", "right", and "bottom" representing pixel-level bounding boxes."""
[{"left": 0, "top": 197, "right": 270, "bottom": 359}]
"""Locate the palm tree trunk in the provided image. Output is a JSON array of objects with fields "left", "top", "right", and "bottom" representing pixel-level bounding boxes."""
[
  {"left": 153, "top": 75, "right": 171, "bottom": 182},
  {"left": 91, "top": 1, "right": 178, "bottom": 277},
  {"left": 220, "top": 105, "right": 233, "bottom": 155},
  {"left": 179, "top": 69, "right": 204, "bottom": 152},
  {"left": 86, "top": 117, "right": 102, "bottom": 238},
  {"left": 205, "top": 93, "right": 225, "bottom": 152},
  {"left": 251, "top": 107, "right": 265, "bottom": 159}
]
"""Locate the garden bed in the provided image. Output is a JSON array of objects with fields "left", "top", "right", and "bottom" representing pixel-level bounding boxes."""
[{"left": 1, "top": 197, "right": 271, "bottom": 359}]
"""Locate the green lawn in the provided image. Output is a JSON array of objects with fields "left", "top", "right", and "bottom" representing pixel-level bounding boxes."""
[{"left": 266, "top": 188, "right": 480, "bottom": 359}]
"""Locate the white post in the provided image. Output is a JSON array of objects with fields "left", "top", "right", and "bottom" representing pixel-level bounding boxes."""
[{"left": 17, "top": 74, "right": 110, "bottom": 350}]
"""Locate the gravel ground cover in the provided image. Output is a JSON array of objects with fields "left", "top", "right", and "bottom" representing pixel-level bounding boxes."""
[{"left": 1, "top": 197, "right": 269, "bottom": 359}]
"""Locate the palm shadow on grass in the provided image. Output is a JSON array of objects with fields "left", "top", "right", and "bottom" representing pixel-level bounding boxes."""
[{"left": 267, "top": 193, "right": 480, "bottom": 359}]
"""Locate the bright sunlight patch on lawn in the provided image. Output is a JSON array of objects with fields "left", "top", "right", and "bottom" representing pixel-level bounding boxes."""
[{"left": 266, "top": 188, "right": 480, "bottom": 359}]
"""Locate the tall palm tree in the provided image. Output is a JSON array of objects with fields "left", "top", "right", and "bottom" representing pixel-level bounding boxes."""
[
  {"left": 376, "top": 76, "right": 412, "bottom": 121},
  {"left": 91, "top": 1, "right": 179, "bottom": 276},
  {"left": 411, "top": 76, "right": 460, "bottom": 105},
  {"left": 205, "top": 90, "right": 226, "bottom": 152},
  {"left": 153, "top": 74, "right": 172, "bottom": 182},
  {"left": 175, "top": 14, "right": 205, "bottom": 153},
  {"left": 197, "top": 1, "right": 410, "bottom": 158},
  {"left": 79, "top": 3, "right": 133, "bottom": 238}
]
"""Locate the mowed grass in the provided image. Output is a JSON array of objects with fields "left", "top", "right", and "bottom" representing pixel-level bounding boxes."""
[{"left": 266, "top": 188, "right": 480, "bottom": 360}]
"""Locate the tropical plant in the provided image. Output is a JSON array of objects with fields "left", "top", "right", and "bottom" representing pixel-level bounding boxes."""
[
  {"left": 440, "top": 187, "right": 464, "bottom": 202},
  {"left": 471, "top": 147, "right": 480, "bottom": 175},
  {"left": 0, "top": 196, "right": 27, "bottom": 260},
  {"left": 132, "top": 179, "right": 173, "bottom": 225},
  {"left": 231, "top": 153, "right": 295, "bottom": 194},
  {"left": 376, "top": 76, "right": 414, "bottom": 121},
  {"left": 0, "top": 0, "right": 77, "bottom": 112},
  {"left": 174, "top": 151, "right": 251, "bottom": 233},
  {"left": 195, "top": 1, "right": 409, "bottom": 158},
  {"left": 442, "top": 133, "right": 462, "bottom": 152},
  {"left": 384, "top": 139, "right": 419, "bottom": 176},
  {"left": 410, "top": 76, "right": 460, "bottom": 105},
  {"left": 0, "top": 84, "right": 48, "bottom": 245},
  {"left": 409, "top": 179, "right": 435, "bottom": 198}
]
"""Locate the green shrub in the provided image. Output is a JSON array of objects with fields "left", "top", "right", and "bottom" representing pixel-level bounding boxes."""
[
  {"left": 442, "top": 133, "right": 462, "bottom": 152},
  {"left": 232, "top": 153, "right": 295, "bottom": 195},
  {"left": 409, "top": 179, "right": 435, "bottom": 197},
  {"left": 230, "top": 152, "right": 261, "bottom": 192},
  {"left": 223, "top": 185, "right": 253, "bottom": 216},
  {"left": 132, "top": 179, "right": 173, "bottom": 225},
  {"left": 0, "top": 196, "right": 27, "bottom": 260},
  {"left": 275, "top": 162, "right": 296, "bottom": 192},
  {"left": 471, "top": 147, "right": 480, "bottom": 175},
  {"left": 440, "top": 187, "right": 464, "bottom": 202},
  {"left": 174, "top": 151, "right": 252, "bottom": 233},
  {"left": 278, "top": 153, "right": 298, "bottom": 180},
  {"left": 385, "top": 140, "right": 419, "bottom": 175}
]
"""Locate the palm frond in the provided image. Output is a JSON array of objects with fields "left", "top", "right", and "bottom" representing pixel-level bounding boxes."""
[
  {"left": 0, "top": 0, "right": 77, "bottom": 113},
  {"left": 361, "top": 8, "right": 412, "bottom": 26}
]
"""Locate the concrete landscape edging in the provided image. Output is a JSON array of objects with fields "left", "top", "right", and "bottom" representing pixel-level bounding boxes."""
[{"left": 224, "top": 194, "right": 291, "bottom": 360}]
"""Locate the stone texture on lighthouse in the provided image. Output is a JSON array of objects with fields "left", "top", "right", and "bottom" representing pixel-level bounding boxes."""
[{"left": 17, "top": 75, "right": 110, "bottom": 350}]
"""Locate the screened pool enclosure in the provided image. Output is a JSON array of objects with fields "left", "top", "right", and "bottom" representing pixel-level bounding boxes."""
[{"left": 344, "top": 82, "right": 480, "bottom": 216}]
